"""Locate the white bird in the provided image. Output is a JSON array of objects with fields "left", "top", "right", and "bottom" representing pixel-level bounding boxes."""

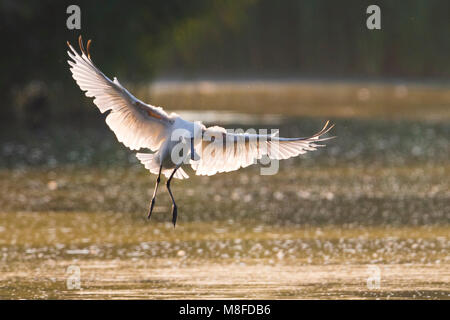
[{"left": 67, "top": 36, "right": 335, "bottom": 226}]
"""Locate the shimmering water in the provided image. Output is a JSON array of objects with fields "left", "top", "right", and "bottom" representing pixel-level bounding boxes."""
[
  {"left": 1, "top": 212, "right": 448, "bottom": 299},
  {"left": 0, "top": 81, "right": 449, "bottom": 299}
]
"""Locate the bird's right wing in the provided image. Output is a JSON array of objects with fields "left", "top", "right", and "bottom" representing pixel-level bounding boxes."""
[
  {"left": 67, "top": 36, "right": 173, "bottom": 151},
  {"left": 191, "top": 121, "right": 334, "bottom": 176}
]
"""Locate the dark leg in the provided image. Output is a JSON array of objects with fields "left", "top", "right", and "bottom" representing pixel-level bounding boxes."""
[
  {"left": 166, "top": 164, "right": 181, "bottom": 227},
  {"left": 148, "top": 165, "right": 162, "bottom": 219}
]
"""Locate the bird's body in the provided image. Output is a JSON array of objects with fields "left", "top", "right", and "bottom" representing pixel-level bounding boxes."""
[
  {"left": 137, "top": 116, "right": 198, "bottom": 178},
  {"left": 67, "top": 36, "right": 334, "bottom": 226}
]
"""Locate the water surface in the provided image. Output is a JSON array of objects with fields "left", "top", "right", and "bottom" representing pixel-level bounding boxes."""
[{"left": 0, "top": 81, "right": 449, "bottom": 299}]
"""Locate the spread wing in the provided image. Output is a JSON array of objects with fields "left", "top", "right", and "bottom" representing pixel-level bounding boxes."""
[
  {"left": 67, "top": 36, "right": 173, "bottom": 151},
  {"left": 191, "top": 121, "right": 335, "bottom": 176}
]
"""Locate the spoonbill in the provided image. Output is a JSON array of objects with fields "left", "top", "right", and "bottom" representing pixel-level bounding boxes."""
[{"left": 67, "top": 36, "right": 334, "bottom": 226}]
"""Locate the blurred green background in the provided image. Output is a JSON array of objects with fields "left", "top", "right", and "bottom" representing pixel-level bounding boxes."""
[{"left": 1, "top": 0, "right": 449, "bottom": 124}]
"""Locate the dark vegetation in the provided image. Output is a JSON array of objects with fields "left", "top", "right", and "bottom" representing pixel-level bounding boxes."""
[{"left": 1, "top": 0, "right": 449, "bottom": 124}]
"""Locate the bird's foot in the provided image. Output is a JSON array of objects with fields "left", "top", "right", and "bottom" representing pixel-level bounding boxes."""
[
  {"left": 147, "top": 198, "right": 156, "bottom": 220},
  {"left": 171, "top": 204, "right": 178, "bottom": 228}
]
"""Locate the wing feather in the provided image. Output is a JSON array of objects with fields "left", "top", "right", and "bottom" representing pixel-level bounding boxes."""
[
  {"left": 191, "top": 121, "right": 335, "bottom": 176},
  {"left": 67, "top": 36, "right": 173, "bottom": 151}
]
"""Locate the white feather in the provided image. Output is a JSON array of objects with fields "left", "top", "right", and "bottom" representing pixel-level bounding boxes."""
[
  {"left": 191, "top": 121, "right": 334, "bottom": 176},
  {"left": 67, "top": 43, "right": 172, "bottom": 151}
]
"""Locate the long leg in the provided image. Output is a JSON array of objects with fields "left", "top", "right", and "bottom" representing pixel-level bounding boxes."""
[
  {"left": 148, "top": 165, "right": 162, "bottom": 219},
  {"left": 166, "top": 164, "right": 182, "bottom": 227}
]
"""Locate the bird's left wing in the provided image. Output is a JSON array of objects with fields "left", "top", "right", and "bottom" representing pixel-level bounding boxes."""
[
  {"left": 191, "top": 121, "right": 334, "bottom": 176},
  {"left": 67, "top": 36, "right": 173, "bottom": 151}
]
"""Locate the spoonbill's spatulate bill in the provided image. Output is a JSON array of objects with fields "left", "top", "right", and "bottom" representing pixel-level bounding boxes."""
[{"left": 67, "top": 36, "right": 335, "bottom": 226}]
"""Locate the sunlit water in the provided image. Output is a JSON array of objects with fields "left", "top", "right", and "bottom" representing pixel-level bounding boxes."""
[{"left": 0, "top": 81, "right": 449, "bottom": 299}]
